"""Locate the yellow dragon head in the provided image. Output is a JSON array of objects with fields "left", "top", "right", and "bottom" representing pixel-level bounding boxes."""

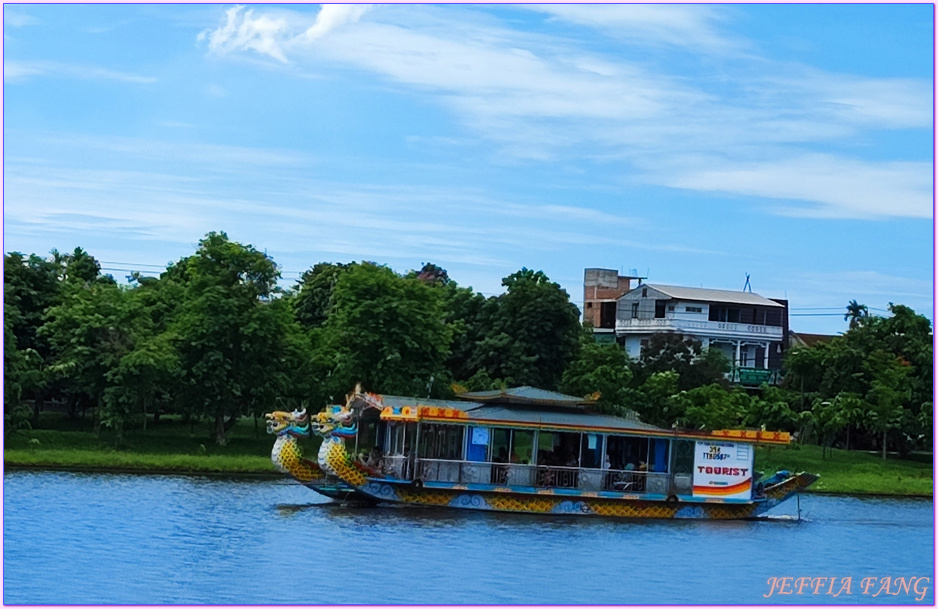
[{"left": 265, "top": 409, "right": 310, "bottom": 438}]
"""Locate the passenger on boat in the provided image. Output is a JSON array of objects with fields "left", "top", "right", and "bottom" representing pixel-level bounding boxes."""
[{"left": 366, "top": 447, "right": 383, "bottom": 469}]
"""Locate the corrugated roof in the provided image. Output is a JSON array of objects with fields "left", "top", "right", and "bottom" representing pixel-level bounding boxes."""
[
  {"left": 633, "top": 284, "right": 784, "bottom": 308},
  {"left": 464, "top": 405, "right": 667, "bottom": 434},
  {"left": 456, "top": 386, "right": 593, "bottom": 408},
  {"left": 355, "top": 394, "right": 481, "bottom": 412}
]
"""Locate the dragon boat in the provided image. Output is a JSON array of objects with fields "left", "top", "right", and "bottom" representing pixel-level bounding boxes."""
[{"left": 267, "top": 385, "right": 818, "bottom": 519}]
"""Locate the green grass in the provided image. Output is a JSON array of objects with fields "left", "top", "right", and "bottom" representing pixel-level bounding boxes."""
[
  {"left": 4, "top": 413, "right": 291, "bottom": 475},
  {"left": 756, "top": 444, "right": 933, "bottom": 497}
]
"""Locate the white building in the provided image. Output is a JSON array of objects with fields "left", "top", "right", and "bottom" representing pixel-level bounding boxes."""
[{"left": 615, "top": 284, "right": 789, "bottom": 385}]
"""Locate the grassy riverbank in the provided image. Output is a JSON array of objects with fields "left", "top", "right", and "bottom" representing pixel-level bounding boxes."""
[
  {"left": 755, "top": 444, "right": 933, "bottom": 497},
  {"left": 4, "top": 414, "right": 933, "bottom": 496},
  {"left": 4, "top": 414, "right": 282, "bottom": 475}
]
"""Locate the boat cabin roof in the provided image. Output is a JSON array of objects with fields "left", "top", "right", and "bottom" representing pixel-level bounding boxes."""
[{"left": 352, "top": 387, "right": 792, "bottom": 445}]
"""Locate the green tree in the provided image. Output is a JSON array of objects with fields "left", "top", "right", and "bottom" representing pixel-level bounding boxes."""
[
  {"left": 560, "top": 331, "right": 633, "bottom": 415},
  {"left": 4, "top": 252, "right": 64, "bottom": 423},
  {"left": 742, "top": 385, "right": 802, "bottom": 432},
  {"left": 673, "top": 384, "right": 748, "bottom": 430},
  {"left": 631, "top": 332, "right": 731, "bottom": 391},
  {"left": 171, "top": 232, "right": 286, "bottom": 445},
  {"left": 42, "top": 280, "right": 139, "bottom": 439},
  {"left": 863, "top": 350, "right": 911, "bottom": 461},
  {"left": 292, "top": 262, "right": 354, "bottom": 329},
  {"left": 470, "top": 268, "right": 581, "bottom": 390},
  {"left": 318, "top": 262, "right": 452, "bottom": 399},
  {"left": 844, "top": 299, "right": 869, "bottom": 330}
]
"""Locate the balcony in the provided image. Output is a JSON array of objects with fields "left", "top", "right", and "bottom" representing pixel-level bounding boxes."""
[{"left": 615, "top": 316, "right": 783, "bottom": 340}]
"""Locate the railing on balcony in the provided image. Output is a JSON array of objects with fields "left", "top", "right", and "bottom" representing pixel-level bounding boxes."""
[
  {"left": 616, "top": 317, "right": 783, "bottom": 339},
  {"left": 404, "top": 458, "right": 666, "bottom": 494}
]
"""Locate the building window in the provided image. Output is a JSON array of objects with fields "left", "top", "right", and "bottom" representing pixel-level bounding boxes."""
[
  {"left": 642, "top": 288, "right": 648, "bottom": 297},
  {"left": 709, "top": 306, "right": 740, "bottom": 323},
  {"left": 639, "top": 338, "right": 649, "bottom": 355},
  {"left": 655, "top": 301, "right": 666, "bottom": 318},
  {"left": 631, "top": 302, "right": 639, "bottom": 319},
  {"left": 686, "top": 306, "right": 702, "bottom": 313},
  {"left": 667, "top": 305, "right": 675, "bottom": 312}
]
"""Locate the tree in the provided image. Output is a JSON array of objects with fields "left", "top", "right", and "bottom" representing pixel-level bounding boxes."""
[
  {"left": 470, "top": 268, "right": 581, "bottom": 390},
  {"left": 782, "top": 303, "right": 932, "bottom": 454},
  {"left": 41, "top": 280, "right": 139, "bottom": 439},
  {"left": 631, "top": 332, "right": 730, "bottom": 391},
  {"left": 844, "top": 299, "right": 869, "bottom": 330},
  {"left": 673, "top": 384, "right": 748, "bottom": 430},
  {"left": 864, "top": 350, "right": 911, "bottom": 461},
  {"left": 742, "top": 385, "right": 802, "bottom": 433},
  {"left": 4, "top": 252, "right": 64, "bottom": 423},
  {"left": 317, "top": 262, "right": 452, "bottom": 399},
  {"left": 292, "top": 262, "right": 353, "bottom": 329},
  {"left": 171, "top": 232, "right": 285, "bottom": 445},
  {"left": 560, "top": 331, "right": 633, "bottom": 415}
]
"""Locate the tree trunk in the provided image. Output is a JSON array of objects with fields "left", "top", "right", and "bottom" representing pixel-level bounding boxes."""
[
  {"left": 846, "top": 425, "right": 850, "bottom": 452},
  {"left": 32, "top": 391, "right": 44, "bottom": 428},
  {"left": 882, "top": 430, "right": 887, "bottom": 461},
  {"left": 215, "top": 408, "right": 227, "bottom": 445}
]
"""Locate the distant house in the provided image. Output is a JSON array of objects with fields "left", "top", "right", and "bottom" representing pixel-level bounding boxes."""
[
  {"left": 612, "top": 283, "right": 790, "bottom": 387},
  {"left": 582, "top": 268, "right": 646, "bottom": 343}
]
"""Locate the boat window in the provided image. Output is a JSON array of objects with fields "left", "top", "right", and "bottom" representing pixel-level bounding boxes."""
[
  {"left": 466, "top": 426, "right": 490, "bottom": 462},
  {"left": 492, "top": 428, "right": 511, "bottom": 463},
  {"left": 511, "top": 430, "right": 535, "bottom": 464},
  {"left": 387, "top": 422, "right": 416, "bottom": 456},
  {"left": 419, "top": 424, "right": 465, "bottom": 460},
  {"left": 605, "top": 435, "right": 649, "bottom": 470},
  {"left": 580, "top": 433, "right": 603, "bottom": 468},
  {"left": 536, "top": 431, "right": 581, "bottom": 466}
]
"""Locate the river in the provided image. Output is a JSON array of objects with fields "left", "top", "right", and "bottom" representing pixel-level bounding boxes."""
[{"left": 3, "top": 470, "right": 933, "bottom": 605}]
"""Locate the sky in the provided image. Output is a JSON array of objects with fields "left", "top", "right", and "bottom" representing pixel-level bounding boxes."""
[{"left": 3, "top": 3, "right": 934, "bottom": 335}]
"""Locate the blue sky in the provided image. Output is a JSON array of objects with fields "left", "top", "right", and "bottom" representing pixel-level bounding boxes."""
[{"left": 3, "top": 3, "right": 934, "bottom": 335}]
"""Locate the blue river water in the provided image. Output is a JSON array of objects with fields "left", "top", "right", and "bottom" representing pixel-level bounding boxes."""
[{"left": 3, "top": 470, "right": 934, "bottom": 605}]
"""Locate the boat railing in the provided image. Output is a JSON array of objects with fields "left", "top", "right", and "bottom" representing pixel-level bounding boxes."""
[{"left": 410, "top": 458, "right": 659, "bottom": 493}]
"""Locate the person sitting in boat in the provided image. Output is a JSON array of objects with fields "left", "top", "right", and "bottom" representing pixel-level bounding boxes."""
[{"left": 366, "top": 447, "right": 383, "bottom": 469}]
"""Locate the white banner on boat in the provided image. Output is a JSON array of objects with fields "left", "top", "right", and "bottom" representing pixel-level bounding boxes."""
[{"left": 692, "top": 440, "right": 753, "bottom": 499}]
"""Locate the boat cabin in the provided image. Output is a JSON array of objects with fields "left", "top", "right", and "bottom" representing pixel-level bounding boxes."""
[{"left": 350, "top": 387, "right": 789, "bottom": 502}]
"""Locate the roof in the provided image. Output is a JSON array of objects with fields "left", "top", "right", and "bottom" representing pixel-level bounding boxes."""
[
  {"left": 625, "top": 284, "right": 784, "bottom": 308},
  {"left": 789, "top": 332, "right": 838, "bottom": 348},
  {"left": 456, "top": 386, "right": 594, "bottom": 408},
  {"left": 462, "top": 404, "right": 666, "bottom": 434}
]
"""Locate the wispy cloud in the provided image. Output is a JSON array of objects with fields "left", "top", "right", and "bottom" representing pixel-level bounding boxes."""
[
  {"left": 4, "top": 9, "right": 38, "bottom": 27},
  {"left": 526, "top": 4, "right": 740, "bottom": 52},
  {"left": 4, "top": 60, "right": 156, "bottom": 83},
  {"left": 195, "top": 5, "right": 932, "bottom": 221}
]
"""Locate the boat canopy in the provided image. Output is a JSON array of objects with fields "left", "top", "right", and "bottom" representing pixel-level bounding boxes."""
[{"left": 351, "top": 388, "right": 791, "bottom": 445}]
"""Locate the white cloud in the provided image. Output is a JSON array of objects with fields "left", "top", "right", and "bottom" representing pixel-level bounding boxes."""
[
  {"left": 303, "top": 4, "right": 370, "bottom": 41},
  {"left": 4, "top": 10, "right": 38, "bottom": 27},
  {"left": 526, "top": 4, "right": 739, "bottom": 52},
  {"left": 663, "top": 154, "right": 933, "bottom": 219},
  {"left": 192, "top": 5, "right": 932, "bottom": 220},
  {"left": 3, "top": 60, "right": 156, "bottom": 83},
  {"left": 198, "top": 4, "right": 369, "bottom": 63}
]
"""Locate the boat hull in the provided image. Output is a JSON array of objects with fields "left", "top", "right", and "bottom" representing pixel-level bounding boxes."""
[{"left": 351, "top": 471, "right": 817, "bottom": 520}]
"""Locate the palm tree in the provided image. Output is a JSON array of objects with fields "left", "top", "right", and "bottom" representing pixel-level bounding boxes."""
[{"left": 844, "top": 300, "right": 868, "bottom": 330}]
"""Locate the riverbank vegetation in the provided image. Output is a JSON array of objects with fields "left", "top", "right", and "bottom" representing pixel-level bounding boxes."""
[
  {"left": 5, "top": 415, "right": 931, "bottom": 496},
  {"left": 5, "top": 232, "right": 933, "bottom": 490}
]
